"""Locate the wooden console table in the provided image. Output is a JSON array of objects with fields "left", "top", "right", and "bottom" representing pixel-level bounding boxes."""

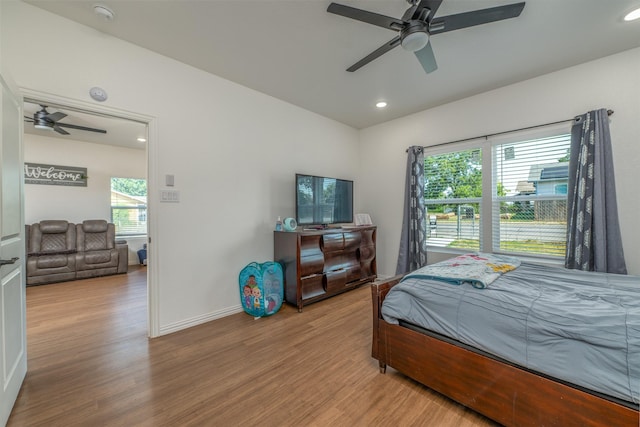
[{"left": 274, "top": 226, "right": 376, "bottom": 311}]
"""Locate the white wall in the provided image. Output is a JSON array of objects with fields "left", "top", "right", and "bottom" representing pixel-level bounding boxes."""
[
  {"left": 2, "top": 1, "right": 360, "bottom": 334},
  {"left": 360, "top": 47, "right": 640, "bottom": 276},
  {"left": 23, "top": 134, "right": 146, "bottom": 264}
]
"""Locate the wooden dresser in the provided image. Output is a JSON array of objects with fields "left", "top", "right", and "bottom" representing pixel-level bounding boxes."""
[{"left": 274, "top": 226, "right": 376, "bottom": 311}]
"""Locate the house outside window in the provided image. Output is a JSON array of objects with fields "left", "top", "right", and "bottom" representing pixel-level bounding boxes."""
[
  {"left": 424, "top": 128, "right": 571, "bottom": 259},
  {"left": 110, "top": 177, "right": 147, "bottom": 236}
]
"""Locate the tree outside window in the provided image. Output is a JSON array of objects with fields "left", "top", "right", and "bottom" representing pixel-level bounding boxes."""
[
  {"left": 111, "top": 177, "right": 147, "bottom": 235},
  {"left": 425, "top": 149, "right": 483, "bottom": 251}
]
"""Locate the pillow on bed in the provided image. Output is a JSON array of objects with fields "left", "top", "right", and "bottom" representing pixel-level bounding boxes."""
[{"left": 404, "top": 252, "right": 521, "bottom": 289}]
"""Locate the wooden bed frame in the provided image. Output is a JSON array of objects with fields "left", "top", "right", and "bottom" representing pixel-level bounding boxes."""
[{"left": 371, "top": 276, "right": 639, "bottom": 427}]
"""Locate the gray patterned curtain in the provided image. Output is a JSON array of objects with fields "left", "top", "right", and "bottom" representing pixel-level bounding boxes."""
[
  {"left": 565, "top": 109, "right": 627, "bottom": 274},
  {"left": 396, "top": 146, "right": 428, "bottom": 275}
]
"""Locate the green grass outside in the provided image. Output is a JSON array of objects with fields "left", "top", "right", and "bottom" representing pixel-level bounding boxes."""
[
  {"left": 447, "top": 239, "right": 566, "bottom": 256},
  {"left": 433, "top": 216, "right": 565, "bottom": 225}
]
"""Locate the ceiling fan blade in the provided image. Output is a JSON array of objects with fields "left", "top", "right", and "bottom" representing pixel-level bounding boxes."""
[
  {"left": 416, "top": 0, "right": 443, "bottom": 23},
  {"left": 327, "top": 3, "right": 405, "bottom": 31},
  {"left": 401, "top": 3, "right": 420, "bottom": 21},
  {"left": 24, "top": 116, "right": 34, "bottom": 122},
  {"left": 45, "top": 111, "right": 67, "bottom": 122},
  {"left": 429, "top": 2, "right": 525, "bottom": 35},
  {"left": 415, "top": 41, "right": 438, "bottom": 74},
  {"left": 53, "top": 125, "right": 70, "bottom": 135},
  {"left": 346, "top": 36, "right": 401, "bottom": 72},
  {"left": 56, "top": 122, "right": 107, "bottom": 134}
]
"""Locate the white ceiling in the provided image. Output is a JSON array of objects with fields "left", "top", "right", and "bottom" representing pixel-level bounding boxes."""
[
  {"left": 23, "top": 100, "right": 147, "bottom": 149},
  {"left": 24, "top": 0, "right": 640, "bottom": 130}
]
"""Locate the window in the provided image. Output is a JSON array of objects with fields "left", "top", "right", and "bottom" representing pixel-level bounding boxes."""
[
  {"left": 424, "top": 148, "right": 482, "bottom": 251},
  {"left": 425, "top": 127, "right": 571, "bottom": 259},
  {"left": 110, "top": 177, "right": 147, "bottom": 235},
  {"left": 493, "top": 134, "right": 571, "bottom": 257}
]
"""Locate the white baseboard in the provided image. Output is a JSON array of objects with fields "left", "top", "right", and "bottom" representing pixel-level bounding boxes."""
[{"left": 158, "top": 304, "right": 244, "bottom": 336}]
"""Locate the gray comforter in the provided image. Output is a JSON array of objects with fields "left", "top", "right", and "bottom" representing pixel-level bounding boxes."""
[{"left": 381, "top": 261, "right": 640, "bottom": 404}]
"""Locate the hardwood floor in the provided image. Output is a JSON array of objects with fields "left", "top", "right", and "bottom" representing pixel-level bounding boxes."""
[{"left": 8, "top": 269, "right": 497, "bottom": 426}]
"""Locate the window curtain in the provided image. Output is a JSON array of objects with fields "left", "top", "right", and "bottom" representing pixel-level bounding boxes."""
[
  {"left": 565, "top": 109, "right": 627, "bottom": 274},
  {"left": 396, "top": 146, "right": 428, "bottom": 275},
  {"left": 333, "top": 179, "right": 352, "bottom": 223}
]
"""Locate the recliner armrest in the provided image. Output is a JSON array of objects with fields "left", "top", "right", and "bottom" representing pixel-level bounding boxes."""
[{"left": 116, "top": 243, "right": 129, "bottom": 273}]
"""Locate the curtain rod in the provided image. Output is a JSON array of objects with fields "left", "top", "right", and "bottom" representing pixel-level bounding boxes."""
[{"left": 407, "top": 109, "right": 614, "bottom": 152}]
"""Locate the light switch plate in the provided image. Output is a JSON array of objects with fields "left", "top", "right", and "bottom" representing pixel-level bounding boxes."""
[{"left": 160, "top": 190, "right": 180, "bottom": 203}]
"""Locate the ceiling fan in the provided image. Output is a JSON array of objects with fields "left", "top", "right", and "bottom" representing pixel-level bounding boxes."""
[
  {"left": 24, "top": 105, "right": 107, "bottom": 135},
  {"left": 327, "top": 0, "right": 525, "bottom": 74}
]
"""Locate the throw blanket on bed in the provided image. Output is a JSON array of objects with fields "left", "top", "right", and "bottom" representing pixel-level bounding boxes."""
[{"left": 403, "top": 253, "right": 521, "bottom": 289}]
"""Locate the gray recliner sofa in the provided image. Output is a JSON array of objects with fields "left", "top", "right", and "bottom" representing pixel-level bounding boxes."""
[
  {"left": 75, "top": 220, "right": 129, "bottom": 279},
  {"left": 26, "top": 220, "right": 77, "bottom": 286},
  {"left": 26, "top": 219, "right": 128, "bottom": 286}
]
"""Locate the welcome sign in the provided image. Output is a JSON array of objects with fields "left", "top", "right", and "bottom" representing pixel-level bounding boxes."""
[{"left": 24, "top": 163, "right": 88, "bottom": 187}]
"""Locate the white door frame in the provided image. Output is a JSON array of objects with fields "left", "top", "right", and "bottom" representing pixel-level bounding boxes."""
[{"left": 20, "top": 88, "right": 160, "bottom": 337}]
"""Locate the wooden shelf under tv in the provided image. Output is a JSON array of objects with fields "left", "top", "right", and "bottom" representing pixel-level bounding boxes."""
[{"left": 274, "top": 226, "right": 377, "bottom": 312}]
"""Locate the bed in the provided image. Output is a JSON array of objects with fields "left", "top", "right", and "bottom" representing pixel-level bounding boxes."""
[{"left": 371, "top": 253, "right": 639, "bottom": 426}]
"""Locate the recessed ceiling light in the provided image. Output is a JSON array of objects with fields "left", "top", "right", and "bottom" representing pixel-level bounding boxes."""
[
  {"left": 624, "top": 7, "right": 640, "bottom": 21},
  {"left": 137, "top": 137, "right": 147, "bottom": 143},
  {"left": 94, "top": 5, "right": 115, "bottom": 21},
  {"left": 376, "top": 101, "right": 387, "bottom": 108}
]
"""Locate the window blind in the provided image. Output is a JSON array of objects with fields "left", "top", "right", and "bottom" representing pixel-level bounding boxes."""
[{"left": 492, "top": 134, "right": 571, "bottom": 257}]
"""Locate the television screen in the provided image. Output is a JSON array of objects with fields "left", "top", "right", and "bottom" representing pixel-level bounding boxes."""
[{"left": 296, "top": 174, "right": 353, "bottom": 226}]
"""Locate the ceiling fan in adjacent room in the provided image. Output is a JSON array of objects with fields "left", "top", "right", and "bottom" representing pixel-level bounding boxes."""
[
  {"left": 327, "top": 0, "right": 525, "bottom": 74},
  {"left": 24, "top": 105, "right": 107, "bottom": 135}
]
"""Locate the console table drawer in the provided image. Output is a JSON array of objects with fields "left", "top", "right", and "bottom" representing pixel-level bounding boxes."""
[
  {"left": 343, "top": 232, "right": 361, "bottom": 250},
  {"left": 321, "top": 233, "right": 344, "bottom": 251},
  {"left": 300, "top": 254, "right": 324, "bottom": 277},
  {"left": 324, "top": 269, "right": 347, "bottom": 293},
  {"left": 301, "top": 274, "right": 325, "bottom": 299}
]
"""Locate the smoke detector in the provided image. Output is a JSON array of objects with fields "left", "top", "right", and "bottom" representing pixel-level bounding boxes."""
[
  {"left": 90, "top": 87, "right": 108, "bottom": 102},
  {"left": 93, "top": 4, "right": 115, "bottom": 21}
]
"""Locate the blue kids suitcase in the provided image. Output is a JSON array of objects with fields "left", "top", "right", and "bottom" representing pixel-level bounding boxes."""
[{"left": 239, "top": 261, "right": 284, "bottom": 317}]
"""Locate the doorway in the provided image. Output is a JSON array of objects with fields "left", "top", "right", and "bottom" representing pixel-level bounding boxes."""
[{"left": 21, "top": 89, "right": 158, "bottom": 336}]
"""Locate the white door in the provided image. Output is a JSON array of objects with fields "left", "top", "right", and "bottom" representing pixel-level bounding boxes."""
[{"left": 0, "top": 73, "right": 26, "bottom": 426}]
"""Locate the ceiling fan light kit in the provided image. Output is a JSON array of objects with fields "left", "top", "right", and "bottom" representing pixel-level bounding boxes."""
[
  {"left": 327, "top": 0, "right": 526, "bottom": 74},
  {"left": 401, "top": 26, "right": 429, "bottom": 52},
  {"left": 33, "top": 123, "right": 52, "bottom": 131}
]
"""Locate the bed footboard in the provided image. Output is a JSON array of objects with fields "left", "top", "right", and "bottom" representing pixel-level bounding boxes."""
[
  {"left": 371, "top": 275, "right": 404, "bottom": 372},
  {"left": 370, "top": 275, "right": 639, "bottom": 426}
]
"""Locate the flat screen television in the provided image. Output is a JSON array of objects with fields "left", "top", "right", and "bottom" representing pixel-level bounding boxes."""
[{"left": 295, "top": 173, "right": 353, "bottom": 226}]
